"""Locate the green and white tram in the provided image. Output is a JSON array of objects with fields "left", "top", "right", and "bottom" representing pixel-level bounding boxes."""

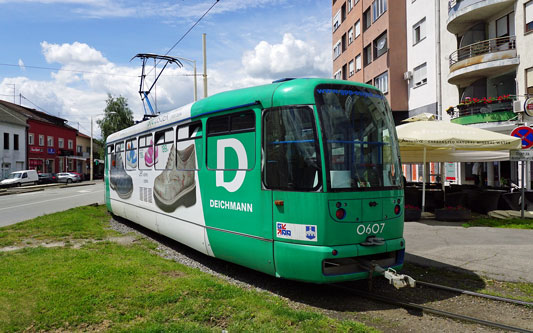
[{"left": 105, "top": 78, "right": 405, "bottom": 283}]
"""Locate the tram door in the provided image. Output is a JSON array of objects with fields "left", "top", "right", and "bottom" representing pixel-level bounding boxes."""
[{"left": 264, "top": 106, "right": 323, "bottom": 244}]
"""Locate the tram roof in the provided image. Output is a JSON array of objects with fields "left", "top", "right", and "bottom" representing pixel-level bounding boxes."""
[{"left": 107, "top": 78, "right": 374, "bottom": 144}]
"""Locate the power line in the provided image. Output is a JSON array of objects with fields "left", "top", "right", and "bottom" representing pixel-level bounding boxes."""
[
  {"left": 0, "top": 63, "right": 197, "bottom": 78},
  {"left": 144, "top": 0, "right": 220, "bottom": 77},
  {"left": 20, "top": 95, "right": 53, "bottom": 116}
]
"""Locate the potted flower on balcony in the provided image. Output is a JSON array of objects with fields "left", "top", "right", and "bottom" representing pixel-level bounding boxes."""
[
  {"left": 404, "top": 204, "right": 421, "bottom": 221},
  {"left": 435, "top": 205, "right": 471, "bottom": 222}
]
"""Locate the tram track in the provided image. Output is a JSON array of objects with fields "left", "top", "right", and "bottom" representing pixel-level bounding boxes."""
[{"left": 331, "top": 283, "right": 533, "bottom": 332}]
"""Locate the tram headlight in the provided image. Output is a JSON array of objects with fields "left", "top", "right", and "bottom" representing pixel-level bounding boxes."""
[{"left": 335, "top": 208, "right": 346, "bottom": 220}]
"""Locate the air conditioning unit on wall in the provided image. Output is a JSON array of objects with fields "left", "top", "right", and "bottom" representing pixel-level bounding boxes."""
[
  {"left": 403, "top": 71, "right": 412, "bottom": 81},
  {"left": 513, "top": 100, "right": 522, "bottom": 113}
]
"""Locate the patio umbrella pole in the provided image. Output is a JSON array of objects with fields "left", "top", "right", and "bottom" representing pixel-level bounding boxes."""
[{"left": 422, "top": 147, "right": 426, "bottom": 213}]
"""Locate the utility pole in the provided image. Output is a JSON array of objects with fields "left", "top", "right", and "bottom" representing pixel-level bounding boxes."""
[{"left": 203, "top": 33, "right": 208, "bottom": 98}]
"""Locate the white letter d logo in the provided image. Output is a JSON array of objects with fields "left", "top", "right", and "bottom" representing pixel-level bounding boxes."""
[{"left": 216, "top": 138, "right": 247, "bottom": 192}]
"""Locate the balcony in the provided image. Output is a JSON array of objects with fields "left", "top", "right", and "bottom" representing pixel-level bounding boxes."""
[
  {"left": 448, "top": 36, "right": 518, "bottom": 86},
  {"left": 446, "top": 97, "right": 516, "bottom": 125},
  {"left": 447, "top": 0, "right": 515, "bottom": 34}
]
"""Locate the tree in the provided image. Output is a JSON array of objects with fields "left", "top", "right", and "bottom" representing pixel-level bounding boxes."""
[{"left": 97, "top": 94, "right": 134, "bottom": 142}]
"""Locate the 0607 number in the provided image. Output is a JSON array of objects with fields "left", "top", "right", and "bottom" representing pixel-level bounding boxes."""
[{"left": 356, "top": 223, "right": 385, "bottom": 235}]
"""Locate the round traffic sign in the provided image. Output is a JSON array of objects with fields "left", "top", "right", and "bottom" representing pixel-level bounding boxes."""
[
  {"left": 525, "top": 98, "right": 533, "bottom": 117},
  {"left": 511, "top": 126, "right": 533, "bottom": 149}
]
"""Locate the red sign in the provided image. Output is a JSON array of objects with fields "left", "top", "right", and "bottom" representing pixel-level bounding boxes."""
[
  {"left": 511, "top": 126, "right": 533, "bottom": 149},
  {"left": 525, "top": 98, "right": 533, "bottom": 117},
  {"left": 30, "top": 147, "right": 43, "bottom": 153}
]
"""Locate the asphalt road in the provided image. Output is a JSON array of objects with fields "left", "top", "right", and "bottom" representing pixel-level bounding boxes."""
[
  {"left": 0, "top": 181, "right": 105, "bottom": 228},
  {"left": 404, "top": 220, "right": 533, "bottom": 283}
]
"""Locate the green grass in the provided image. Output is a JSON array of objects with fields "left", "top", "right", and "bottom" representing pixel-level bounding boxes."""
[
  {"left": 0, "top": 205, "right": 119, "bottom": 247},
  {"left": 0, "top": 206, "right": 376, "bottom": 332},
  {"left": 462, "top": 217, "right": 533, "bottom": 229}
]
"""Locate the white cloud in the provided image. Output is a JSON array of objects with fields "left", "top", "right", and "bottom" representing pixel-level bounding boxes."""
[
  {"left": 41, "top": 41, "right": 108, "bottom": 65},
  {"left": 242, "top": 33, "right": 330, "bottom": 80}
]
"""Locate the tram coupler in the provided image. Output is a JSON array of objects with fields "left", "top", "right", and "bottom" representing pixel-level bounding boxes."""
[
  {"left": 383, "top": 268, "right": 416, "bottom": 289},
  {"left": 361, "top": 260, "right": 416, "bottom": 290}
]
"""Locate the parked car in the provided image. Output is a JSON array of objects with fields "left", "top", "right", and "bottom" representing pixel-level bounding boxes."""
[
  {"left": 38, "top": 173, "right": 58, "bottom": 184},
  {"left": 71, "top": 172, "right": 84, "bottom": 181},
  {"left": 57, "top": 172, "right": 80, "bottom": 184},
  {"left": 0, "top": 170, "right": 39, "bottom": 187}
]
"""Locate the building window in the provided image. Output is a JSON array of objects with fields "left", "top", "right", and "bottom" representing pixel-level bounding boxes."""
[
  {"left": 413, "top": 62, "right": 427, "bottom": 87},
  {"left": 413, "top": 18, "right": 426, "bottom": 45},
  {"left": 347, "top": 0, "right": 353, "bottom": 12},
  {"left": 374, "top": 71, "right": 388, "bottom": 93},
  {"left": 333, "top": 9, "right": 341, "bottom": 31},
  {"left": 77, "top": 145, "right": 82, "bottom": 153},
  {"left": 14, "top": 134, "right": 19, "bottom": 151},
  {"left": 28, "top": 133, "right": 34, "bottom": 145},
  {"left": 47, "top": 136, "right": 54, "bottom": 147},
  {"left": 342, "top": 33, "right": 347, "bottom": 52},
  {"left": 363, "top": 44, "right": 372, "bottom": 66},
  {"left": 334, "top": 69, "right": 342, "bottom": 80},
  {"left": 373, "top": 31, "right": 388, "bottom": 59},
  {"left": 496, "top": 13, "right": 510, "bottom": 37},
  {"left": 355, "top": 20, "right": 361, "bottom": 38},
  {"left": 39, "top": 135, "right": 44, "bottom": 146},
  {"left": 349, "top": 60, "right": 355, "bottom": 77},
  {"left": 355, "top": 54, "right": 362, "bottom": 71},
  {"left": 333, "top": 40, "right": 342, "bottom": 59},
  {"left": 348, "top": 27, "right": 354, "bottom": 44},
  {"left": 372, "top": 0, "right": 387, "bottom": 22},
  {"left": 68, "top": 139, "right": 73, "bottom": 149},
  {"left": 342, "top": 63, "right": 347, "bottom": 80},
  {"left": 59, "top": 138, "right": 64, "bottom": 148},
  {"left": 3, "top": 133, "right": 9, "bottom": 150},
  {"left": 363, "top": 8, "right": 371, "bottom": 31},
  {"left": 526, "top": 1, "right": 533, "bottom": 33}
]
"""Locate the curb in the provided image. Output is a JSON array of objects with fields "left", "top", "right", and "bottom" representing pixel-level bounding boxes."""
[
  {"left": 0, "top": 188, "right": 44, "bottom": 196},
  {"left": 59, "top": 182, "right": 96, "bottom": 188}
]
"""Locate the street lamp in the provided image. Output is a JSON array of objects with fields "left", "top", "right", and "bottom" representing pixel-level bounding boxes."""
[{"left": 90, "top": 111, "right": 115, "bottom": 181}]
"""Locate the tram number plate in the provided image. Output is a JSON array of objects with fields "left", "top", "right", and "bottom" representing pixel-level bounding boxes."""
[{"left": 356, "top": 223, "right": 385, "bottom": 235}]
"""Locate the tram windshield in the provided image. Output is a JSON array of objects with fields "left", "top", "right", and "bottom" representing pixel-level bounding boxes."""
[{"left": 315, "top": 84, "right": 402, "bottom": 191}]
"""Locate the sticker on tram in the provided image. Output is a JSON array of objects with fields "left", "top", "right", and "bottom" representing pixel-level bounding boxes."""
[
  {"left": 356, "top": 223, "right": 385, "bottom": 235},
  {"left": 276, "top": 222, "right": 318, "bottom": 242}
]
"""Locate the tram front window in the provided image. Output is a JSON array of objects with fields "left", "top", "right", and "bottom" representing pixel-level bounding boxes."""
[
  {"left": 315, "top": 85, "right": 401, "bottom": 191},
  {"left": 263, "top": 106, "right": 321, "bottom": 191}
]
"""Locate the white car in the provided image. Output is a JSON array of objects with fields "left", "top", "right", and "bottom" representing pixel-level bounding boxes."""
[
  {"left": 0, "top": 170, "right": 39, "bottom": 187},
  {"left": 57, "top": 172, "right": 80, "bottom": 184}
]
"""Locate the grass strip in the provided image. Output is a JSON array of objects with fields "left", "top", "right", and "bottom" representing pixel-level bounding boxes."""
[
  {"left": 462, "top": 217, "right": 533, "bottom": 229},
  {"left": 0, "top": 206, "right": 375, "bottom": 332}
]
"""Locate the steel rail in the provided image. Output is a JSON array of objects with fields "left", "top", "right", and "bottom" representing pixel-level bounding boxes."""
[
  {"left": 417, "top": 280, "right": 533, "bottom": 307},
  {"left": 331, "top": 284, "right": 532, "bottom": 333}
]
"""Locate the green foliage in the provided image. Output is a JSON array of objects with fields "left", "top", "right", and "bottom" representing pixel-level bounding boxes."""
[{"left": 97, "top": 94, "right": 134, "bottom": 142}]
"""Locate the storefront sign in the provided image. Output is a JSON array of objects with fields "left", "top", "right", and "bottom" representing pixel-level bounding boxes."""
[
  {"left": 47, "top": 148, "right": 56, "bottom": 154},
  {"left": 30, "top": 147, "right": 43, "bottom": 153}
]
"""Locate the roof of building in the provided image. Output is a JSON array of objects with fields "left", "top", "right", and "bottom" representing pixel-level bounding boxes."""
[{"left": 0, "top": 99, "right": 77, "bottom": 132}]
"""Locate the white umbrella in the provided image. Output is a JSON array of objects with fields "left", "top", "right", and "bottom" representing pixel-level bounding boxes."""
[{"left": 396, "top": 120, "right": 521, "bottom": 211}]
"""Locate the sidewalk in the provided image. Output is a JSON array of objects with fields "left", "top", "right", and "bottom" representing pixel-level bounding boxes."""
[{"left": 404, "top": 219, "right": 533, "bottom": 283}]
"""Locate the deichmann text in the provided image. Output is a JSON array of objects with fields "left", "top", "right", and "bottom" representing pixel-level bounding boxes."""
[{"left": 209, "top": 199, "right": 253, "bottom": 213}]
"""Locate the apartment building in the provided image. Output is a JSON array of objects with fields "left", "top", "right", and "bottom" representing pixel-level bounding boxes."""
[
  {"left": 332, "top": 0, "right": 408, "bottom": 121},
  {"left": 441, "top": 0, "right": 533, "bottom": 186}
]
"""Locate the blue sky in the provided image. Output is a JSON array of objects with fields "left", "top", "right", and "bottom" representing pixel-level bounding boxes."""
[{"left": 0, "top": 0, "right": 332, "bottom": 137}]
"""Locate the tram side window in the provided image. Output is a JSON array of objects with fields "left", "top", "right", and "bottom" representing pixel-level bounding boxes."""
[
  {"left": 107, "top": 145, "right": 115, "bottom": 168},
  {"left": 177, "top": 121, "right": 202, "bottom": 171},
  {"left": 115, "top": 141, "right": 125, "bottom": 169},
  {"left": 125, "top": 138, "right": 137, "bottom": 170},
  {"left": 263, "top": 106, "right": 321, "bottom": 191},
  {"left": 206, "top": 110, "right": 255, "bottom": 170},
  {"left": 138, "top": 134, "right": 154, "bottom": 170},
  {"left": 155, "top": 128, "right": 174, "bottom": 170}
]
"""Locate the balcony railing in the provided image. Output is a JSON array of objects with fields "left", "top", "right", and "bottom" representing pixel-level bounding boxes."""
[
  {"left": 449, "top": 36, "right": 516, "bottom": 68},
  {"left": 446, "top": 98, "right": 514, "bottom": 119}
]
